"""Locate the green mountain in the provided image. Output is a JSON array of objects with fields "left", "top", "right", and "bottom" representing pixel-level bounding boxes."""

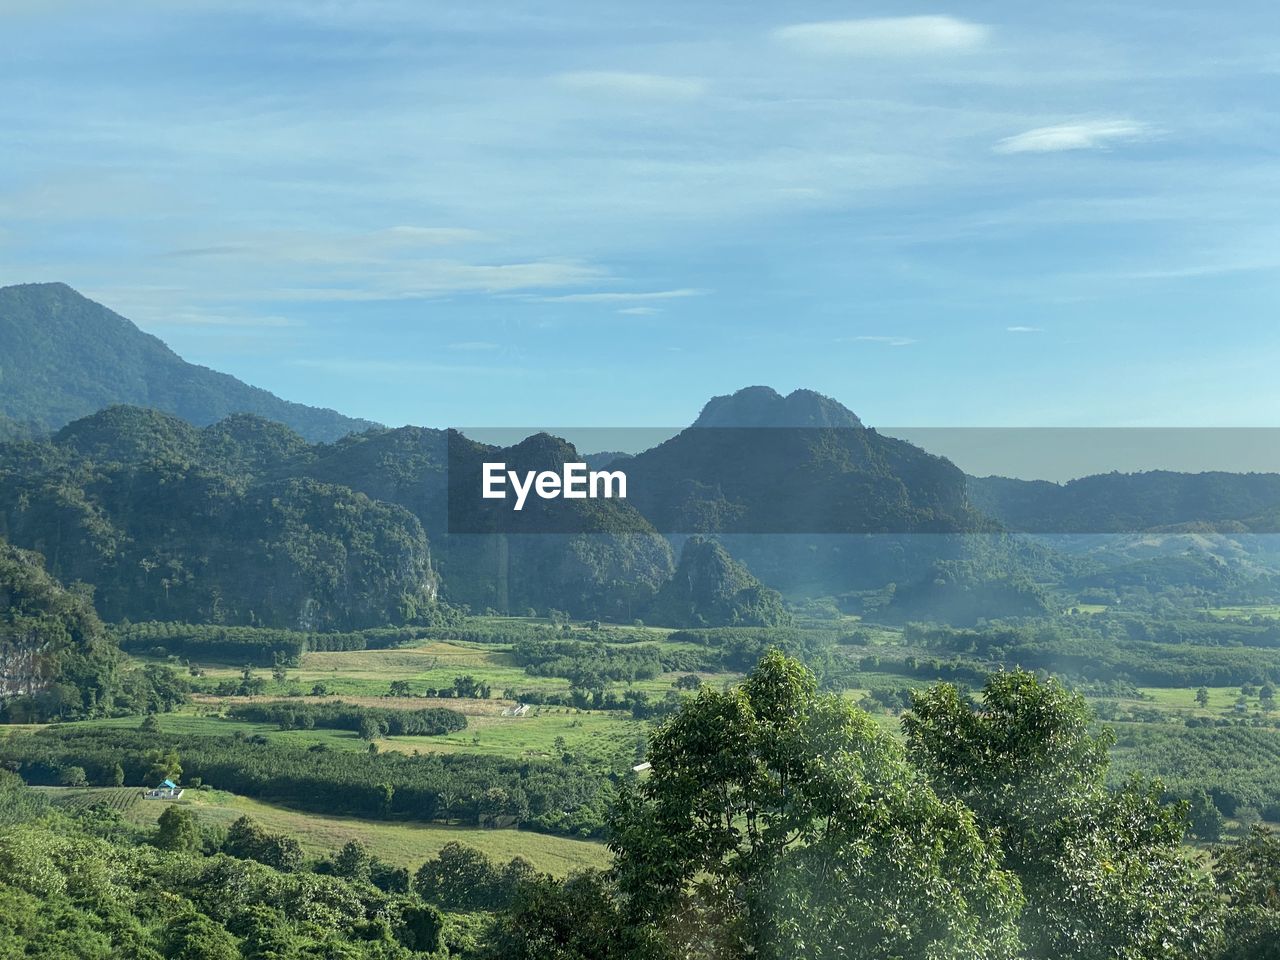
[
  {"left": 0, "top": 408, "right": 437, "bottom": 629},
  {"left": 968, "top": 471, "right": 1280, "bottom": 533},
  {"left": 0, "top": 282, "right": 376, "bottom": 441},
  {"left": 625, "top": 386, "right": 987, "bottom": 535},
  {"left": 0, "top": 537, "right": 184, "bottom": 722},
  {"left": 647, "top": 536, "right": 789, "bottom": 627}
]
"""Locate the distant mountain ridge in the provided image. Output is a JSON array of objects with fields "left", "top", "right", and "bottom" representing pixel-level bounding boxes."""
[{"left": 0, "top": 282, "right": 376, "bottom": 441}]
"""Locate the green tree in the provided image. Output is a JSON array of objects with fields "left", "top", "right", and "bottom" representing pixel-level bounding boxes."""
[
  {"left": 1196, "top": 686, "right": 1210, "bottom": 708},
  {"left": 1214, "top": 826, "right": 1280, "bottom": 960},
  {"left": 57, "top": 766, "right": 87, "bottom": 787},
  {"left": 163, "top": 911, "right": 240, "bottom": 960},
  {"left": 905, "top": 671, "right": 1222, "bottom": 960},
  {"left": 333, "top": 838, "right": 372, "bottom": 884},
  {"left": 111, "top": 763, "right": 125, "bottom": 787},
  {"left": 145, "top": 748, "right": 181, "bottom": 784},
  {"left": 489, "top": 869, "right": 660, "bottom": 960},
  {"left": 388, "top": 680, "right": 411, "bottom": 697},
  {"left": 396, "top": 903, "right": 444, "bottom": 953},
  {"left": 415, "top": 842, "right": 501, "bottom": 909},
  {"left": 1187, "top": 789, "right": 1225, "bottom": 842},
  {"left": 154, "top": 805, "right": 201, "bottom": 853},
  {"left": 609, "top": 650, "right": 1024, "bottom": 960}
]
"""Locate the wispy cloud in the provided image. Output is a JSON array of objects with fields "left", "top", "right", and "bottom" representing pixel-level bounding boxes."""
[
  {"left": 773, "top": 16, "right": 989, "bottom": 56},
  {"left": 618, "top": 306, "right": 660, "bottom": 316},
  {"left": 995, "top": 120, "right": 1153, "bottom": 154},
  {"left": 1007, "top": 325, "right": 1042, "bottom": 332},
  {"left": 534, "top": 288, "right": 708, "bottom": 304},
  {"left": 849, "top": 335, "right": 918, "bottom": 347},
  {"left": 556, "top": 71, "right": 706, "bottom": 99}
]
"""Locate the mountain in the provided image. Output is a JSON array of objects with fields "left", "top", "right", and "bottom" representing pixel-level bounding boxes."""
[
  {"left": 624, "top": 386, "right": 985, "bottom": 535},
  {"left": 0, "top": 408, "right": 438, "bottom": 629},
  {"left": 0, "top": 282, "right": 376, "bottom": 441},
  {"left": 647, "top": 536, "right": 789, "bottom": 627},
  {"left": 968, "top": 471, "right": 1280, "bottom": 534},
  {"left": 0, "top": 408, "right": 672, "bottom": 625},
  {"left": 692, "top": 385, "right": 864, "bottom": 428}
]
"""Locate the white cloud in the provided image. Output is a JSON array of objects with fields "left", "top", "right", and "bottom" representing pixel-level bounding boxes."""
[
  {"left": 534, "top": 288, "right": 708, "bottom": 303},
  {"left": 994, "top": 120, "right": 1153, "bottom": 154},
  {"left": 773, "top": 16, "right": 989, "bottom": 56},
  {"left": 850, "top": 335, "right": 918, "bottom": 347},
  {"left": 555, "top": 71, "right": 706, "bottom": 99},
  {"left": 618, "top": 306, "right": 660, "bottom": 316},
  {"left": 1007, "top": 325, "right": 1042, "bottom": 332}
]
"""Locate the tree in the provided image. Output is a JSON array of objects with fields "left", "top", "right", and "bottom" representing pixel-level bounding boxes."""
[
  {"left": 163, "top": 912, "right": 240, "bottom": 960},
  {"left": 905, "top": 671, "right": 1222, "bottom": 960},
  {"left": 1214, "top": 826, "right": 1280, "bottom": 960},
  {"left": 672, "top": 673, "right": 702, "bottom": 691},
  {"left": 388, "top": 680, "right": 411, "bottom": 698},
  {"left": 111, "top": 763, "right": 125, "bottom": 787},
  {"left": 333, "top": 839, "right": 372, "bottom": 883},
  {"left": 609, "top": 650, "right": 1024, "bottom": 960},
  {"left": 415, "top": 842, "right": 501, "bottom": 909},
  {"left": 145, "top": 748, "right": 181, "bottom": 784},
  {"left": 357, "top": 715, "right": 382, "bottom": 741},
  {"left": 1261, "top": 684, "right": 1276, "bottom": 712},
  {"left": 489, "top": 870, "right": 661, "bottom": 960},
  {"left": 396, "top": 903, "right": 444, "bottom": 953},
  {"left": 155, "top": 805, "right": 201, "bottom": 853},
  {"left": 1187, "top": 789, "right": 1225, "bottom": 842},
  {"left": 1196, "top": 686, "right": 1210, "bottom": 708},
  {"left": 57, "top": 766, "right": 87, "bottom": 787}
]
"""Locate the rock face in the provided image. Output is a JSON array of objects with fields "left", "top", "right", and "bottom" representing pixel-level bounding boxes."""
[{"left": 0, "top": 282, "right": 376, "bottom": 441}]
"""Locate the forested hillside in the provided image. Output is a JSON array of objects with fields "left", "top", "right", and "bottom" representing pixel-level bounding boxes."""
[
  {"left": 0, "top": 282, "right": 375, "bottom": 441},
  {"left": 0, "top": 408, "right": 439, "bottom": 629},
  {"left": 0, "top": 538, "right": 184, "bottom": 722}
]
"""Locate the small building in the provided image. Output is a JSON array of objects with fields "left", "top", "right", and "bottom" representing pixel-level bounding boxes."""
[
  {"left": 143, "top": 778, "right": 184, "bottom": 800},
  {"left": 502, "top": 703, "right": 531, "bottom": 718}
]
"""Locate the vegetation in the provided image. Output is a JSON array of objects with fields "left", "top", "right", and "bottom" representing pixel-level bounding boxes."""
[
  {"left": 0, "top": 538, "right": 187, "bottom": 722},
  {"left": 0, "top": 281, "right": 374, "bottom": 439},
  {"left": 226, "top": 700, "right": 468, "bottom": 737}
]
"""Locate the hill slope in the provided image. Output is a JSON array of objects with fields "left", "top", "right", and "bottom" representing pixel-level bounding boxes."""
[{"left": 0, "top": 282, "right": 376, "bottom": 441}]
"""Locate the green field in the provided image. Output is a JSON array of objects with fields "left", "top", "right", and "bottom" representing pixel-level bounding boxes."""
[
  {"left": 37, "top": 785, "right": 608, "bottom": 875},
  {"left": 1208, "top": 604, "right": 1280, "bottom": 620},
  {"left": 80, "top": 699, "right": 648, "bottom": 763}
]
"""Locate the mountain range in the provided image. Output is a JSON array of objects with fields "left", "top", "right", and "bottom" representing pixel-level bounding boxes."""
[{"left": 2, "top": 283, "right": 1280, "bottom": 628}]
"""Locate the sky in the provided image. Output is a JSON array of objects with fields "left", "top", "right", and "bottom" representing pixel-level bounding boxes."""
[{"left": 3, "top": 1, "right": 1279, "bottom": 430}]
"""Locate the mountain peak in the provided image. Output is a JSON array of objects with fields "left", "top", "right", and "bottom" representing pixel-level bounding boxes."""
[{"left": 692, "top": 386, "right": 864, "bottom": 429}]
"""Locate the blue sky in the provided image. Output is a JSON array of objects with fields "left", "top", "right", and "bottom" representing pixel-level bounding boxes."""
[{"left": 3, "top": 1, "right": 1279, "bottom": 429}]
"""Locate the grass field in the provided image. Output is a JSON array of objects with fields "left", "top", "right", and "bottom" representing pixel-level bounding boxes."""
[
  {"left": 36, "top": 785, "right": 609, "bottom": 875},
  {"left": 172, "top": 637, "right": 700, "bottom": 701},
  {"left": 1208, "top": 604, "right": 1280, "bottom": 620},
  {"left": 78, "top": 699, "right": 648, "bottom": 763}
]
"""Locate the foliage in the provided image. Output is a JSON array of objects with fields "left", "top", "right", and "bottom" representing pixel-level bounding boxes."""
[
  {"left": 226, "top": 700, "right": 467, "bottom": 737},
  {"left": 905, "top": 671, "right": 1222, "bottom": 959},
  {"left": 0, "top": 726, "right": 614, "bottom": 838},
  {"left": 0, "top": 538, "right": 187, "bottom": 722},
  {"left": 646, "top": 537, "right": 790, "bottom": 628},
  {"left": 608, "top": 651, "right": 1024, "bottom": 959}
]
